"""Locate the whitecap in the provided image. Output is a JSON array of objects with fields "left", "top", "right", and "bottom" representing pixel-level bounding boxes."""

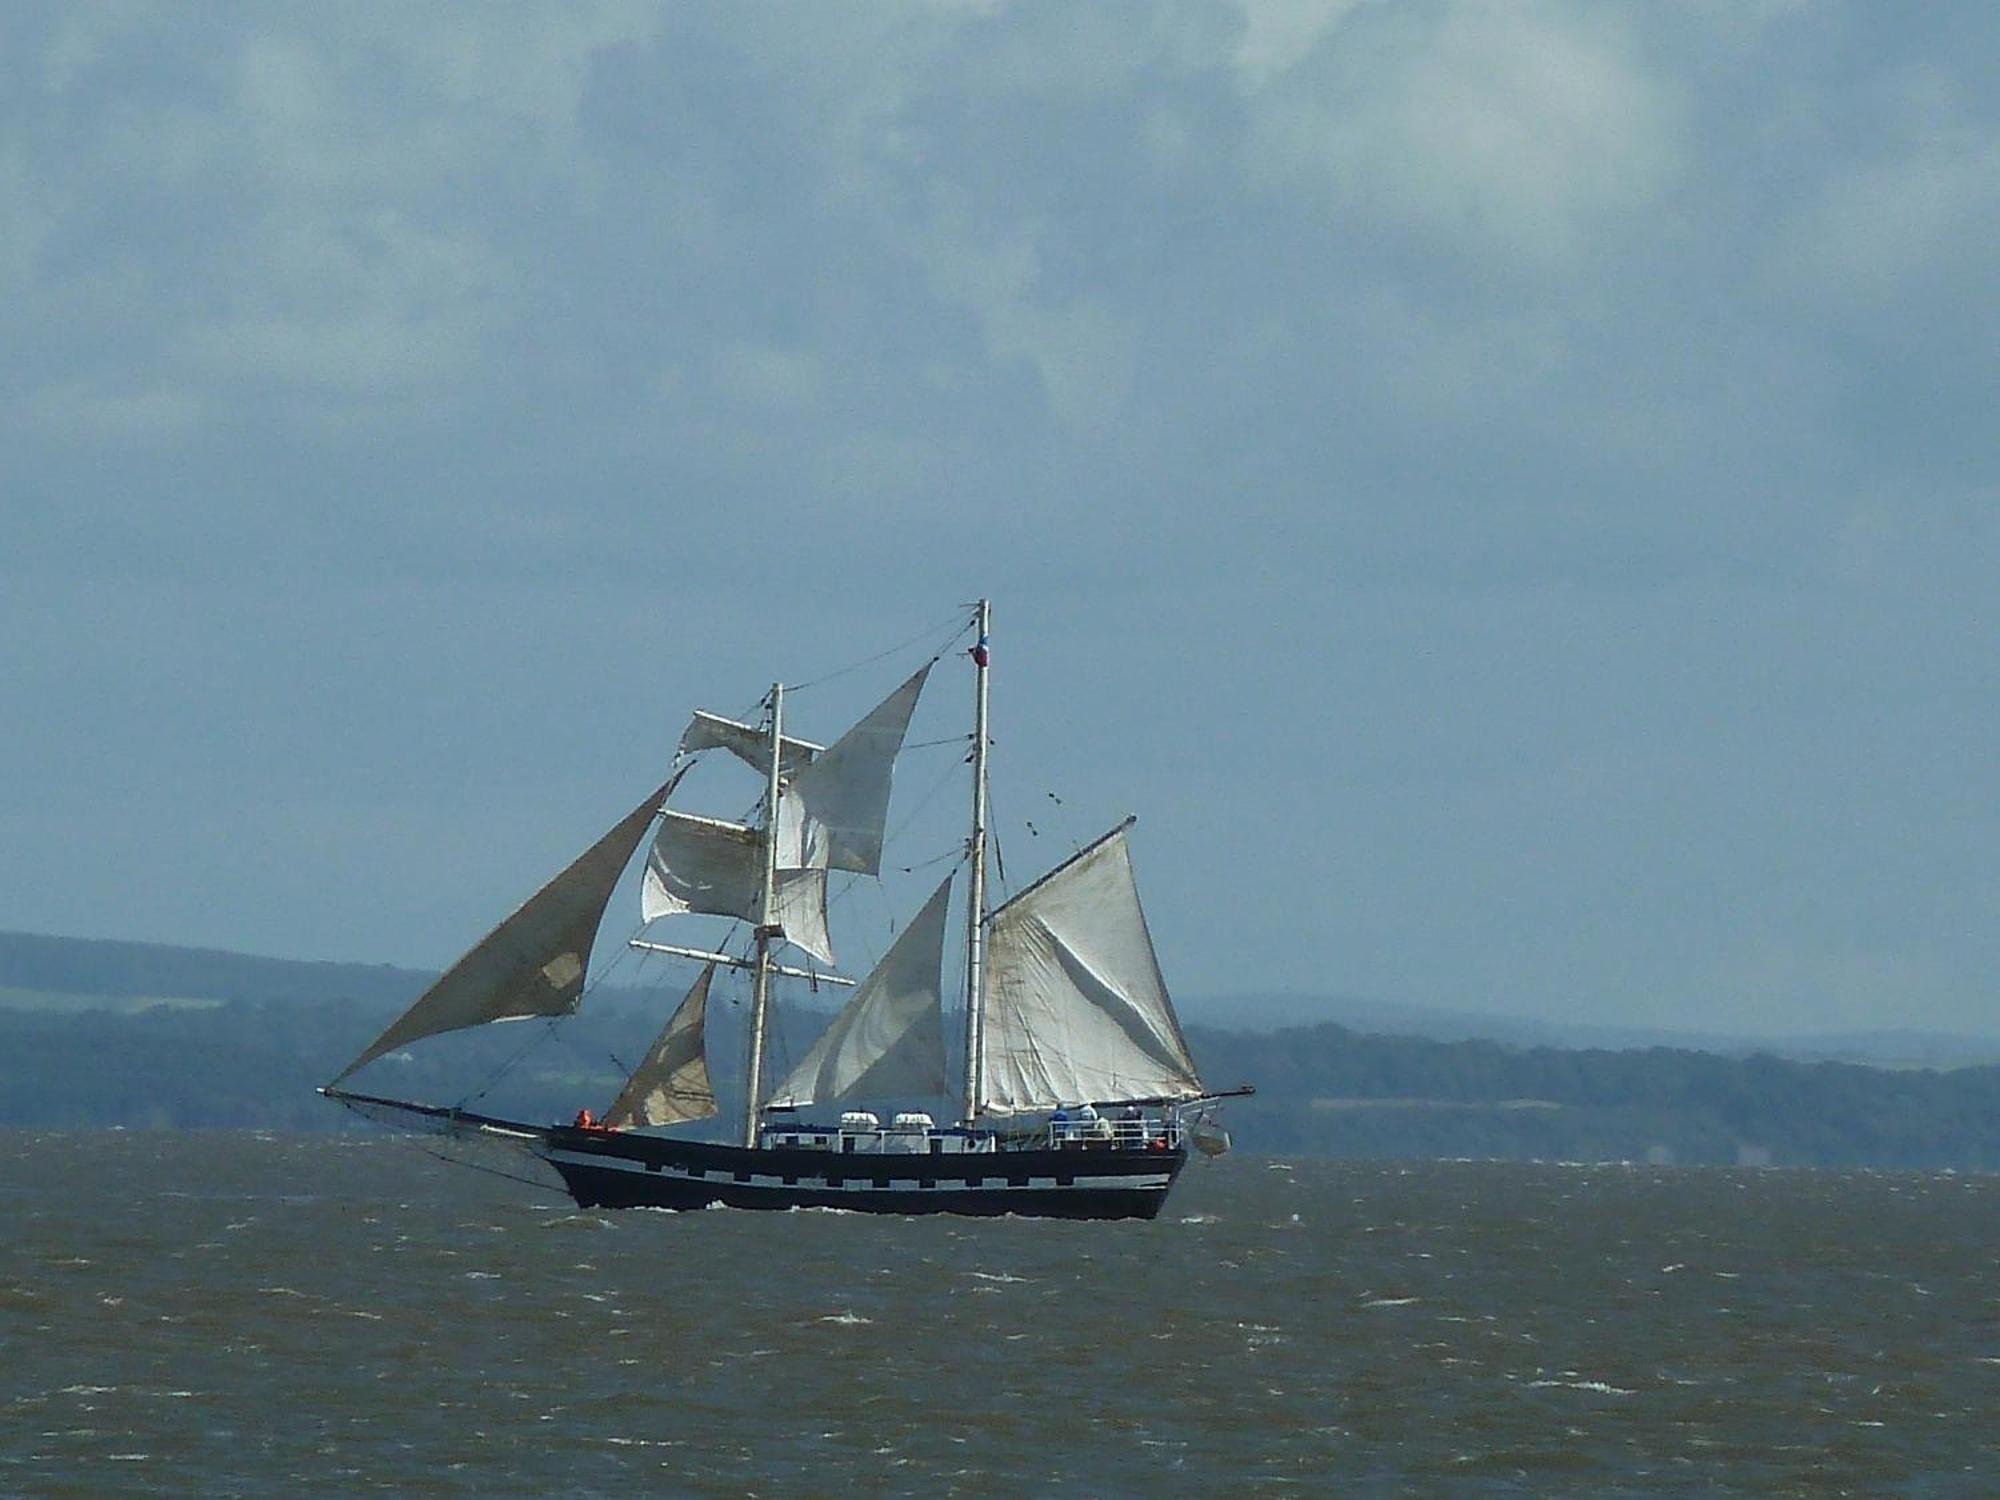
[
  {"left": 818, "top": 1311, "right": 872, "bottom": 1326},
  {"left": 1527, "top": 1379, "right": 1635, "bottom": 1396}
]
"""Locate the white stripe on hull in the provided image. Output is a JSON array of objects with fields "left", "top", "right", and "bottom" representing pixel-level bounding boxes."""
[{"left": 542, "top": 1148, "right": 1172, "bottom": 1195}]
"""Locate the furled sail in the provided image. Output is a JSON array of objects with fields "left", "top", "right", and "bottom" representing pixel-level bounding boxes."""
[
  {"left": 778, "top": 664, "right": 931, "bottom": 877},
  {"left": 977, "top": 820, "right": 1203, "bottom": 1115},
  {"left": 678, "top": 710, "right": 821, "bottom": 774},
  {"left": 331, "top": 779, "right": 673, "bottom": 1084},
  {"left": 640, "top": 809, "right": 835, "bottom": 965},
  {"left": 603, "top": 963, "right": 718, "bottom": 1128},
  {"left": 764, "top": 875, "right": 953, "bottom": 1109}
]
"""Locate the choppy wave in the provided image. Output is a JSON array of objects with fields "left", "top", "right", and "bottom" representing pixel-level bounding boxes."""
[{"left": 0, "top": 1135, "right": 1993, "bottom": 1494}]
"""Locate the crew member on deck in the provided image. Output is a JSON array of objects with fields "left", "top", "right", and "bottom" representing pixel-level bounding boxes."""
[{"left": 1078, "top": 1102, "right": 1110, "bottom": 1145}]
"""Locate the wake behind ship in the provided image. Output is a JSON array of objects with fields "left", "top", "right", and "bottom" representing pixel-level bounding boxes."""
[{"left": 323, "top": 602, "right": 1248, "bottom": 1219}]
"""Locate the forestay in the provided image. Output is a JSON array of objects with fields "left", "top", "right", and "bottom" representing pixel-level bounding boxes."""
[
  {"left": 977, "top": 821, "right": 1203, "bottom": 1115},
  {"left": 765, "top": 876, "right": 953, "bottom": 1109},
  {"left": 603, "top": 963, "right": 718, "bottom": 1128},
  {"left": 332, "top": 779, "right": 674, "bottom": 1084}
]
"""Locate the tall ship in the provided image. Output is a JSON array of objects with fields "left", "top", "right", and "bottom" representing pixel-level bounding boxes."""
[{"left": 323, "top": 602, "right": 1248, "bottom": 1220}]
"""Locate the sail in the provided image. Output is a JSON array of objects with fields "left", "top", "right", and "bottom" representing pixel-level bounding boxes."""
[
  {"left": 977, "top": 820, "right": 1203, "bottom": 1115},
  {"left": 640, "top": 809, "right": 835, "bottom": 965},
  {"left": 765, "top": 875, "right": 953, "bottom": 1108},
  {"left": 679, "top": 710, "right": 820, "bottom": 774},
  {"left": 602, "top": 963, "right": 719, "bottom": 1128},
  {"left": 331, "top": 779, "right": 672, "bottom": 1084},
  {"left": 778, "top": 663, "right": 931, "bottom": 877}
]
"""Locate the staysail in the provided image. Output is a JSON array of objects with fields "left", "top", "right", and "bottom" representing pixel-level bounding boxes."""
[
  {"left": 765, "top": 875, "right": 953, "bottom": 1108},
  {"left": 331, "top": 779, "right": 673, "bottom": 1084},
  {"left": 977, "top": 819, "right": 1203, "bottom": 1114},
  {"left": 603, "top": 963, "right": 719, "bottom": 1128},
  {"left": 778, "top": 664, "right": 932, "bottom": 877}
]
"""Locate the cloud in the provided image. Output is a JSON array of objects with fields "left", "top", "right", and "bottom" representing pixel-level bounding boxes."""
[
  {"left": 1776, "top": 73, "right": 2000, "bottom": 310},
  {"left": 2, "top": 3, "right": 1996, "bottom": 1032},
  {"left": 1232, "top": 0, "right": 1372, "bottom": 88},
  {"left": 1242, "top": 3, "right": 1684, "bottom": 269}
]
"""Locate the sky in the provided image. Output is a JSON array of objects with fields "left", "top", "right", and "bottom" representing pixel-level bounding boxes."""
[{"left": 3, "top": 1, "right": 1995, "bottom": 1038}]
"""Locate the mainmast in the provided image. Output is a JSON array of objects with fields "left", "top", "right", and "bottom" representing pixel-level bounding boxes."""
[
  {"left": 960, "top": 600, "right": 991, "bottom": 1125},
  {"left": 743, "top": 681, "right": 784, "bottom": 1147}
]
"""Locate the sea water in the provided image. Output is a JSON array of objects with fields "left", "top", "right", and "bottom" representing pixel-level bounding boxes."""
[{"left": 1, "top": 1132, "right": 1994, "bottom": 1496}]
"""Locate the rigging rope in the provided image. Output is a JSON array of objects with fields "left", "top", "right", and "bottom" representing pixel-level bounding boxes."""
[
  {"left": 407, "top": 1139, "right": 563, "bottom": 1199},
  {"left": 785, "top": 611, "right": 972, "bottom": 695},
  {"left": 457, "top": 1016, "right": 564, "bottom": 1109},
  {"left": 985, "top": 783, "right": 1011, "bottom": 901}
]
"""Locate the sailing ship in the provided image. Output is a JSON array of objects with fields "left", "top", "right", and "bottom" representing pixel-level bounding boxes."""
[{"left": 322, "top": 602, "right": 1249, "bottom": 1220}]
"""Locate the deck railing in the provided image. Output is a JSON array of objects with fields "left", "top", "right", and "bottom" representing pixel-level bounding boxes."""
[{"left": 1048, "top": 1119, "right": 1180, "bottom": 1151}]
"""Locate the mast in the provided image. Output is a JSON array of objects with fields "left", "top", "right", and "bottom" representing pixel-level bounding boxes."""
[
  {"left": 960, "top": 600, "right": 991, "bottom": 1125},
  {"left": 743, "top": 681, "right": 784, "bottom": 1147}
]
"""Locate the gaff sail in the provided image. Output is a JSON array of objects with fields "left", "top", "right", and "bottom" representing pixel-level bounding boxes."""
[{"left": 976, "top": 819, "right": 1203, "bottom": 1115}]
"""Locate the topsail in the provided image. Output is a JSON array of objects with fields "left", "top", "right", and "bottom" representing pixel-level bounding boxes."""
[
  {"left": 639, "top": 810, "right": 835, "bottom": 964},
  {"left": 678, "top": 710, "right": 821, "bottom": 775}
]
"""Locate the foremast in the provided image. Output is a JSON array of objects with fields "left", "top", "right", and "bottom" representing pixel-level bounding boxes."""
[
  {"left": 960, "top": 600, "right": 991, "bottom": 1126},
  {"left": 743, "top": 682, "right": 785, "bottom": 1147}
]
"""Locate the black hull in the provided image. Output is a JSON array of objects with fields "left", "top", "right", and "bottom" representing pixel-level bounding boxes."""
[{"left": 539, "top": 1127, "right": 1186, "bottom": 1221}]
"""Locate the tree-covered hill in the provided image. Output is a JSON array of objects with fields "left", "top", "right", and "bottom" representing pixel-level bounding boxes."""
[
  {"left": 4, "top": 930, "right": 1994, "bottom": 1166},
  {"left": 1188, "top": 1025, "right": 2000, "bottom": 1170},
  {"left": 2, "top": 997, "right": 1996, "bottom": 1169}
]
